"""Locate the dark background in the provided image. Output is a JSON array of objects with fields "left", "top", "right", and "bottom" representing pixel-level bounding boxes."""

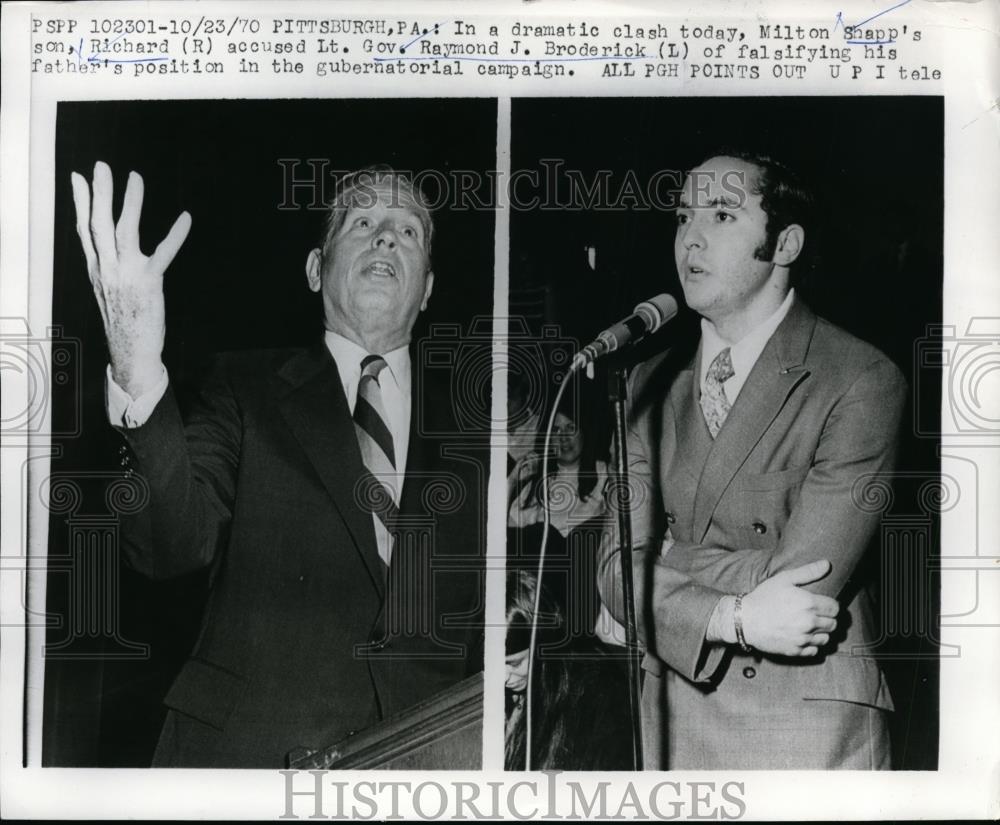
[
  {"left": 509, "top": 96, "right": 943, "bottom": 770},
  {"left": 42, "top": 95, "right": 943, "bottom": 770},
  {"left": 44, "top": 98, "right": 497, "bottom": 766}
]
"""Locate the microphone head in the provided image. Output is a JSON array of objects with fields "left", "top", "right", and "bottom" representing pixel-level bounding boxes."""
[{"left": 633, "top": 293, "right": 678, "bottom": 333}]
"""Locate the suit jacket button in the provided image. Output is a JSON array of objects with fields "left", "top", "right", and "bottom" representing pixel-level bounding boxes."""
[
  {"left": 742, "top": 666, "right": 756, "bottom": 679},
  {"left": 752, "top": 521, "right": 767, "bottom": 535},
  {"left": 665, "top": 511, "right": 677, "bottom": 525}
]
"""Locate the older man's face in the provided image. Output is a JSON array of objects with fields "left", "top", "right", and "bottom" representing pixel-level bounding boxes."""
[{"left": 308, "top": 182, "right": 434, "bottom": 353}]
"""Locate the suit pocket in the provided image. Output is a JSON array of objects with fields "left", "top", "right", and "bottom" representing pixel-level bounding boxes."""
[
  {"left": 163, "top": 657, "right": 249, "bottom": 731},
  {"left": 799, "top": 654, "right": 894, "bottom": 711}
]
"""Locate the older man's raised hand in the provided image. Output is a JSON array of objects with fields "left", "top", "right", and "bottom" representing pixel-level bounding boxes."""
[{"left": 71, "top": 161, "right": 191, "bottom": 398}]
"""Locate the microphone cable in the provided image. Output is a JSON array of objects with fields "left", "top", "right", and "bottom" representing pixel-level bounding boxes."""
[{"left": 523, "top": 359, "right": 581, "bottom": 771}]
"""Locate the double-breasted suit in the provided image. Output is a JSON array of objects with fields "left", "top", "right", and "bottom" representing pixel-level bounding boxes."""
[
  {"left": 117, "top": 343, "right": 485, "bottom": 767},
  {"left": 600, "top": 297, "right": 906, "bottom": 769}
]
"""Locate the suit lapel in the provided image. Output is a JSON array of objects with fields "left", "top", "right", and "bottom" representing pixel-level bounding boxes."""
[
  {"left": 398, "top": 393, "right": 430, "bottom": 521},
  {"left": 276, "top": 343, "right": 385, "bottom": 597},
  {"left": 691, "top": 298, "right": 817, "bottom": 541},
  {"left": 395, "top": 369, "right": 450, "bottom": 544},
  {"left": 671, "top": 353, "right": 714, "bottom": 485}
]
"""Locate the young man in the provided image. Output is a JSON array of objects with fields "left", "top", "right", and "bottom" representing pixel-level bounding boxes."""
[{"left": 600, "top": 152, "right": 906, "bottom": 769}]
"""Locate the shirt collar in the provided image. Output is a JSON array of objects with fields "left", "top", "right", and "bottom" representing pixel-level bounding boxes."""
[
  {"left": 323, "top": 330, "right": 411, "bottom": 398},
  {"left": 699, "top": 288, "right": 796, "bottom": 390}
]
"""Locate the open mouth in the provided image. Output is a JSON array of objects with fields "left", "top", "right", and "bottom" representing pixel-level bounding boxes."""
[{"left": 363, "top": 260, "right": 397, "bottom": 278}]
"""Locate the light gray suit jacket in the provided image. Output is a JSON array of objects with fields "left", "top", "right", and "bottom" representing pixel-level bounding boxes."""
[{"left": 599, "top": 297, "right": 906, "bottom": 769}]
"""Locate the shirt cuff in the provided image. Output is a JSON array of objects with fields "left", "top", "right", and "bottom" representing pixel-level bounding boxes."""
[
  {"left": 705, "top": 594, "right": 736, "bottom": 644},
  {"left": 105, "top": 364, "right": 169, "bottom": 428}
]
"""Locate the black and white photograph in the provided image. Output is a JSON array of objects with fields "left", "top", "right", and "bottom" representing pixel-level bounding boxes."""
[
  {"left": 505, "top": 96, "right": 942, "bottom": 772},
  {"left": 2, "top": 0, "right": 998, "bottom": 820},
  {"left": 42, "top": 98, "right": 497, "bottom": 768}
]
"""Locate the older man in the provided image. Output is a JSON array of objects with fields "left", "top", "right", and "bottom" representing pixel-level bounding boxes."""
[
  {"left": 600, "top": 151, "right": 905, "bottom": 769},
  {"left": 71, "top": 164, "right": 484, "bottom": 767}
]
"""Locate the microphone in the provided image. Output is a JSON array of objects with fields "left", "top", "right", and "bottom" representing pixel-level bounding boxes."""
[{"left": 573, "top": 293, "right": 678, "bottom": 368}]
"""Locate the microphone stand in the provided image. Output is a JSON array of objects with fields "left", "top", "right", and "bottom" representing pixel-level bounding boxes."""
[{"left": 608, "top": 363, "right": 644, "bottom": 771}]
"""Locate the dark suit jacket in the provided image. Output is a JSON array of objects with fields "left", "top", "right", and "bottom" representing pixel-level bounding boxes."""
[
  {"left": 118, "top": 343, "right": 485, "bottom": 767},
  {"left": 600, "top": 297, "right": 906, "bottom": 768}
]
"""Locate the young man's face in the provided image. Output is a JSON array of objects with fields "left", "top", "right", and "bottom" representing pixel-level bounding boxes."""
[{"left": 674, "top": 156, "right": 779, "bottom": 328}]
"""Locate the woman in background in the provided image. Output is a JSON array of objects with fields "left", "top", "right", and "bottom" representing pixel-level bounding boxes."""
[
  {"left": 507, "top": 402, "right": 609, "bottom": 538},
  {"left": 507, "top": 396, "right": 611, "bottom": 637}
]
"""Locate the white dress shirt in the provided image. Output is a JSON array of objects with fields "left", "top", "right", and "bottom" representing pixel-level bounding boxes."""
[
  {"left": 323, "top": 330, "right": 411, "bottom": 489},
  {"left": 698, "top": 288, "right": 796, "bottom": 408},
  {"left": 105, "top": 363, "right": 169, "bottom": 429}
]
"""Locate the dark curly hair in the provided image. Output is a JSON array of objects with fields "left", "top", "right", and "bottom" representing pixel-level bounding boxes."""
[
  {"left": 691, "top": 149, "right": 817, "bottom": 281},
  {"left": 504, "top": 570, "right": 632, "bottom": 770}
]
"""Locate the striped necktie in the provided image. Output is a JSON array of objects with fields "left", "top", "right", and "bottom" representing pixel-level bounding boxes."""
[
  {"left": 353, "top": 355, "right": 399, "bottom": 567},
  {"left": 700, "top": 347, "right": 735, "bottom": 438}
]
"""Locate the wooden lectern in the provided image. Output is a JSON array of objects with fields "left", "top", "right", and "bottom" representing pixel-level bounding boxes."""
[{"left": 287, "top": 672, "right": 483, "bottom": 769}]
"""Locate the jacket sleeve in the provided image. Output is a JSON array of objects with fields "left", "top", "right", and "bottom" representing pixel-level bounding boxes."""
[
  {"left": 117, "top": 360, "right": 242, "bottom": 580},
  {"left": 661, "top": 357, "right": 907, "bottom": 599},
  {"left": 596, "top": 366, "right": 727, "bottom": 683}
]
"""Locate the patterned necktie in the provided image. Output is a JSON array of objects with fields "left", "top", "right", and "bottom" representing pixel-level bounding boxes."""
[
  {"left": 700, "top": 347, "right": 735, "bottom": 438},
  {"left": 353, "top": 355, "right": 399, "bottom": 567}
]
